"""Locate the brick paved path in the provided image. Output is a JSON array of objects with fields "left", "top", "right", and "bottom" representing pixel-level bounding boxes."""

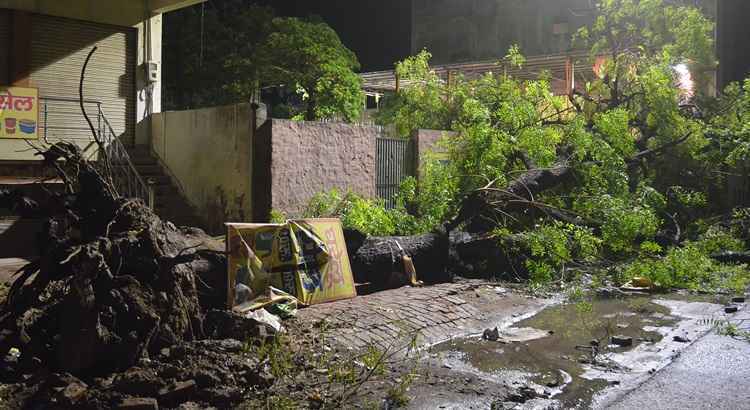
[
  {"left": 298, "top": 280, "right": 550, "bottom": 351},
  {"left": 299, "top": 282, "right": 483, "bottom": 350}
]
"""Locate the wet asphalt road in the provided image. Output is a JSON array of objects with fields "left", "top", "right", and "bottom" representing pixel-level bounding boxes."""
[{"left": 607, "top": 329, "right": 750, "bottom": 409}]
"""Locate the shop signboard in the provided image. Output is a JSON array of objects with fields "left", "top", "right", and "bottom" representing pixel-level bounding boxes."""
[
  {"left": 226, "top": 218, "right": 356, "bottom": 310},
  {"left": 0, "top": 86, "right": 39, "bottom": 140}
]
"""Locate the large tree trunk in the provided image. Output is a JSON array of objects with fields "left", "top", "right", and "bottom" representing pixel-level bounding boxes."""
[
  {"left": 350, "top": 232, "right": 451, "bottom": 290},
  {"left": 449, "top": 231, "right": 528, "bottom": 280}
]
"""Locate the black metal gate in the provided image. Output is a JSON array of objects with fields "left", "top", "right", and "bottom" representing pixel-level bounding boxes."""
[{"left": 376, "top": 137, "right": 415, "bottom": 208}]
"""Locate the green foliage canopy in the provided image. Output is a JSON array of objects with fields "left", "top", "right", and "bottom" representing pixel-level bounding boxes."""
[
  {"left": 366, "top": 0, "right": 750, "bottom": 290},
  {"left": 164, "top": 6, "right": 364, "bottom": 122},
  {"left": 256, "top": 17, "right": 364, "bottom": 122}
]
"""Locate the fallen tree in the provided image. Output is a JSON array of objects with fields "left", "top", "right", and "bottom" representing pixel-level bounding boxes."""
[
  {"left": 349, "top": 231, "right": 451, "bottom": 288},
  {"left": 447, "top": 159, "right": 577, "bottom": 233},
  {"left": 356, "top": 1, "right": 750, "bottom": 289},
  {"left": 0, "top": 48, "right": 279, "bottom": 409},
  {"left": 0, "top": 141, "right": 226, "bottom": 375}
]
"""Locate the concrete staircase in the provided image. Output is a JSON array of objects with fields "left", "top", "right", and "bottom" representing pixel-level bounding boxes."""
[{"left": 126, "top": 146, "right": 205, "bottom": 229}]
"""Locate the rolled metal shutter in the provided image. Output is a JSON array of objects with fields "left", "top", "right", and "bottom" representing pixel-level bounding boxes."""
[
  {"left": 30, "top": 14, "right": 136, "bottom": 145},
  {"left": 0, "top": 10, "right": 9, "bottom": 85}
]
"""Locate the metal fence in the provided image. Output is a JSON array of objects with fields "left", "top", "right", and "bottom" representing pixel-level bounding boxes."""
[{"left": 376, "top": 137, "right": 415, "bottom": 208}]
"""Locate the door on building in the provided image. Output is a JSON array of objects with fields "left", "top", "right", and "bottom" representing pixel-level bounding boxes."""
[
  {"left": 30, "top": 14, "right": 136, "bottom": 147},
  {"left": 0, "top": 10, "right": 9, "bottom": 85}
]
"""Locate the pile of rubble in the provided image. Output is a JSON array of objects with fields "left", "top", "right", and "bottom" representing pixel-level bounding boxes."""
[{"left": 0, "top": 143, "right": 275, "bottom": 409}]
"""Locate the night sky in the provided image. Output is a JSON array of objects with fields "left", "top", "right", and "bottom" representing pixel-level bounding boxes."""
[{"left": 254, "top": 0, "right": 412, "bottom": 72}]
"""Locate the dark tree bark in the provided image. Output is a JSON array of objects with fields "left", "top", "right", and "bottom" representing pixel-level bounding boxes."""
[
  {"left": 351, "top": 231, "right": 451, "bottom": 289},
  {"left": 449, "top": 231, "right": 527, "bottom": 280},
  {"left": 710, "top": 251, "right": 750, "bottom": 264}
]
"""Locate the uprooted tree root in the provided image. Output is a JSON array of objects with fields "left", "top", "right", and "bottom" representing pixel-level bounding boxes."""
[{"left": 0, "top": 143, "right": 273, "bottom": 409}]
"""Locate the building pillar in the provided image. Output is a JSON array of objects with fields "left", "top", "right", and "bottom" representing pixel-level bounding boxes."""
[{"left": 134, "top": 13, "right": 163, "bottom": 146}]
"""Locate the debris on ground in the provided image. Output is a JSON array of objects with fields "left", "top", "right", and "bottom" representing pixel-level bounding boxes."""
[
  {"left": 227, "top": 220, "right": 357, "bottom": 307},
  {"left": 611, "top": 335, "right": 634, "bottom": 347},
  {"left": 245, "top": 308, "right": 284, "bottom": 334},
  {"left": 482, "top": 327, "right": 500, "bottom": 341},
  {"left": 0, "top": 143, "right": 273, "bottom": 408}
]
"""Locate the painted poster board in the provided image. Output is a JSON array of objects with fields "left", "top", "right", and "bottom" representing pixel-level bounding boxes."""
[
  {"left": 0, "top": 86, "right": 39, "bottom": 140},
  {"left": 226, "top": 218, "right": 356, "bottom": 308}
]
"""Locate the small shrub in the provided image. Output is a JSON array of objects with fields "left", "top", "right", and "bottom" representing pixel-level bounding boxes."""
[
  {"left": 695, "top": 226, "right": 745, "bottom": 255},
  {"left": 521, "top": 221, "right": 602, "bottom": 284},
  {"left": 340, "top": 196, "right": 397, "bottom": 237},
  {"left": 300, "top": 189, "right": 398, "bottom": 236},
  {"left": 622, "top": 241, "right": 750, "bottom": 292},
  {"left": 269, "top": 209, "right": 287, "bottom": 223},
  {"left": 302, "top": 189, "right": 345, "bottom": 218},
  {"left": 385, "top": 372, "right": 415, "bottom": 407}
]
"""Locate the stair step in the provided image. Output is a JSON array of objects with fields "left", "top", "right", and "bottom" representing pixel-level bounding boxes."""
[
  {"left": 126, "top": 146, "right": 151, "bottom": 156},
  {"left": 133, "top": 165, "right": 162, "bottom": 175},
  {"left": 154, "top": 185, "right": 182, "bottom": 197},
  {"left": 143, "top": 175, "right": 171, "bottom": 185},
  {"left": 122, "top": 147, "right": 206, "bottom": 230},
  {"left": 130, "top": 157, "right": 158, "bottom": 166}
]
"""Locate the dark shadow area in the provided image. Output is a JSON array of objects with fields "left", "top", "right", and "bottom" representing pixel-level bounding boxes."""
[
  {"left": 0, "top": 181, "right": 61, "bottom": 258},
  {"left": 717, "top": 0, "right": 750, "bottom": 88}
]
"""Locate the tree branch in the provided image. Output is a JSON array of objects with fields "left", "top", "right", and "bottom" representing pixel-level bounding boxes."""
[{"left": 627, "top": 132, "right": 692, "bottom": 164}]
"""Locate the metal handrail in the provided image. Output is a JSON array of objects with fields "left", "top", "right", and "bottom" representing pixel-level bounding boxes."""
[
  {"left": 41, "top": 96, "right": 101, "bottom": 104},
  {"left": 99, "top": 111, "right": 154, "bottom": 208},
  {"left": 40, "top": 97, "right": 102, "bottom": 142},
  {"left": 39, "top": 96, "right": 154, "bottom": 208}
]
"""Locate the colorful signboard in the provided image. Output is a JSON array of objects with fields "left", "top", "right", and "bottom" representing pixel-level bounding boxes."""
[
  {"left": 226, "top": 218, "right": 356, "bottom": 309},
  {"left": 0, "top": 86, "right": 39, "bottom": 140}
]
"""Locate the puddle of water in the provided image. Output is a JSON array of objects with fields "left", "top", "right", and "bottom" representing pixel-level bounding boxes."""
[{"left": 431, "top": 296, "right": 677, "bottom": 408}]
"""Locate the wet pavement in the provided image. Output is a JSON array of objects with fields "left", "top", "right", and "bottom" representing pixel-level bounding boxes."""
[
  {"left": 300, "top": 282, "right": 749, "bottom": 409},
  {"left": 605, "top": 306, "right": 750, "bottom": 410},
  {"left": 298, "top": 280, "right": 553, "bottom": 349},
  {"left": 427, "top": 296, "right": 678, "bottom": 408}
]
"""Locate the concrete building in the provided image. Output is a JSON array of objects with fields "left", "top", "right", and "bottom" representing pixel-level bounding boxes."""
[
  {"left": 408, "top": 0, "right": 750, "bottom": 90},
  {"left": 0, "top": 0, "right": 204, "bottom": 165},
  {"left": 0, "top": 0, "right": 207, "bottom": 266}
]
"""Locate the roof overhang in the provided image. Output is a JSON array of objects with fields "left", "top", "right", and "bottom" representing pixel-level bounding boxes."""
[
  {"left": 0, "top": 0, "right": 206, "bottom": 26},
  {"left": 150, "top": 0, "right": 206, "bottom": 14}
]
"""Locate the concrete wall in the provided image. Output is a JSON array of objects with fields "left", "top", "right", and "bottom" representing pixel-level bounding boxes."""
[
  {"left": 150, "top": 110, "right": 446, "bottom": 226},
  {"left": 254, "top": 120, "right": 379, "bottom": 221},
  {"left": 134, "top": 14, "right": 163, "bottom": 146},
  {"left": 151, "top": 103, "right": 254, "bottom": 232},
  {"left": 412, "top": 129, "right": 454, "bottom": 178}
]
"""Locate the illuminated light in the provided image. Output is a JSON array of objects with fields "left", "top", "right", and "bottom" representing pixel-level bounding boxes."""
[{"left": 673, "top": 63, "right": 695, "bottom": 100}]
